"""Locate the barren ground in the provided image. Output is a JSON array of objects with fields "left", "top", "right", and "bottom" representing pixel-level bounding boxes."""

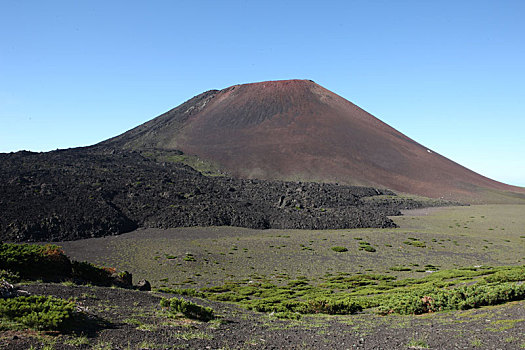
[{"left": 1, "top": 204, "right": 522, "bottom": 349}]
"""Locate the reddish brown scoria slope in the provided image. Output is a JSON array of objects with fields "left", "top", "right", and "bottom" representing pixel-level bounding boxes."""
[{"left": 102, "top": 79, "right": 525, "bottom": 203}]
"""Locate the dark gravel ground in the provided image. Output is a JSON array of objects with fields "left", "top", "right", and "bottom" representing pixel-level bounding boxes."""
[
  {"left": 1, "top": 283, "right": 523, "bottom": 349},
  {"left": 0, "top": 147, "right": 450, "bottom": 243}
]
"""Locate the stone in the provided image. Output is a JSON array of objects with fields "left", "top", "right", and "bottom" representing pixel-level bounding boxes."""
[{"left": 136, "top": 279, "right": 151, "bottom": 291}]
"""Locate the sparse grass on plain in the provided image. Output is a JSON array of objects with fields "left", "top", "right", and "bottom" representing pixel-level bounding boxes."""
[{"left": 58, "top": 205, "right": 525, "bottom": 289}]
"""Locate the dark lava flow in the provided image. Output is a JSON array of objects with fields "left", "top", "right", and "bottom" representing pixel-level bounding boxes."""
[{"left": 0, "top": 147, "right": 447, "bottom": 242}]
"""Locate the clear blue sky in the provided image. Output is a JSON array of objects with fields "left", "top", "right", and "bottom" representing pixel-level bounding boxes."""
[{"left": 1, "top": 1, "right": 524, "bottom": 186}]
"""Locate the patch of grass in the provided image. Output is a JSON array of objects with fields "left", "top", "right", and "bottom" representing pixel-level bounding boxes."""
[
  {"left": 123, "top": 317, "right": 141, "bottom": 325},
  {"left": 198, "top": 265, "right": 525, "bottom": 318},
  {"left": 504, "top": 336, "right": 519, "bottom": 343},
  {"left": 0, "top": 295, "right": 76, "bottom": 331},
  {"left": 136, "top": 323, "right": 158, "bottom": 331},
  {"left": 331, "top": 246, "right": 348, "bottom": 253},
  {"left": 378, "top": 282, "right": 525, "bottom": 315},
  {"left": 486, "top": 319, "right": 524, "bottom": 332},
  {"left": 136, "top": 341, "right": 160, "bottom": 349},
  {"left": 407, "top": 337, "right": 429, "bottom": 348},
  {"left": 92, "top": 340, "right": 113, "bottom": 350},
  {"left": 362, "top": 245, "right": 376, "bottom": 252},
  {"left": 64, "top": 335, "right": 90, "bottom": 346},
  {"left": 470, "top": 338, "right": 482, "bottom": 347},
  {"left": 183, "top": 253, "right": 196, "bottom": 262},
  {"left": 403, "top": 238, "right": 427, "bottom": 248},
  {"left": 358, "top": 241, "right": 376, "bottom": 252},
  {"left": 0, "top": 243, "right": 71, "bottom": 281},
  {"left": 0, "top": 269, "right": 20, "bottom": 283},
  {"left": 484, "top": 266, "right": 524, "bottom": 283},
  {"left": 390, "top": 266, "right": 412, "bottom": 272},
  {"left": 160, "top": 297, "right": 214, "bottom": 322}
]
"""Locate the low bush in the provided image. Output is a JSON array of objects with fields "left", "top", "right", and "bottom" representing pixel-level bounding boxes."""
[
  {"left": 305, "top": 297, "right": 362, "bottom": 315},
  {"left": 484, "top": 266, "right": 525, "bottom": 283},
  {"left": 160, "top": 297, "right": 214, "bottom": 321},
  {"left": 200, "top": 266, "right": 525, "bottom": 318},
  {"left": 331, "top": 246, "right": 348, "bottom": 252},
  {"left": 0, "top": 242, "right": 130, "bottom": 287},
  {"left": 208, "top": 292, "right": 247, "bottom": 302},
  {"left": 183, "top": 253, "right": 196, "bottom": 262},
  {"left": 358, "top": 241, "right": 376, "bottom": 252},
  {"left": 390, "top": 266, "right": 411, "bottom": 271},
  {"left": 0, "top": 243, "right": 71, "bottom": 281},
  {"left": 403, "top": 239, "right": 426, "bottom": 248},
  {"left": 0, "top": 269, "right": 20, "bottom": 283},
  {"left": 71, "top": 261, "right": 116, "bottom": 286},
  {"left": 378, "top": 282, "right": 525, "bottom": 315},
  {"left": 0, "top": 295, "right": 75, "bottom": 331}
]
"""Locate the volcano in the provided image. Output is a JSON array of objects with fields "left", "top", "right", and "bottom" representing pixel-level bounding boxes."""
[{"left": 102, "top": 79, "right": 525, "bottom": 202}]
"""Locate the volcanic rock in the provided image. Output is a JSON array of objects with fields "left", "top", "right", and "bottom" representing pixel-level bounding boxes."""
[{"left": 1, "top": 148, "right": 438, "bottom": 242}]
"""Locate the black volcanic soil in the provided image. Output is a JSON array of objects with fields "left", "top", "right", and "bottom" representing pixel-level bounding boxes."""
[
  {"left": 0, "top": 147, "right": 445, "bottom": 242},
  {"left": 3, "top": 283, "right": 523, "bottom": 349}
]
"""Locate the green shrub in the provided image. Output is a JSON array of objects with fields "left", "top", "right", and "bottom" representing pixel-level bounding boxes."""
[
  {"left": 71, "top": 261, "right": 115, "bottom": 286},
  {"left": 484, "top": 266, "right": 525, "bottom": 283},
  {"left": 208, "top": 292, "right": 247, "bottom": 302},
  {"left": 0, "top": 269, "right": 20, "bottom": 283},
  {"left": 198, "top": 266, "right": 525, "bottom": 318},
  {"left": 0, "top": 243, "right": 130, "bottom": 288},
  {"left": 362, "top": 245, "right": 376, "bottom": 252},
  {"left": 0, "top": 295, "right": 75, "bottom": 330},
  {"left": 160, "top": 297, "right": 214, "bottom": 321},
  {"left": 378, "top": 282, "right": 525, "bottom": 315},
  {"left": 183, "top": 253, "right": 196, "bottom": 262},
  {"left": 287, "top": 279, "right": 309, "bottom": 288},
  {"left": 331, "top": 246, "right": 348, "bottom": 253},
  {"left": 403, "top": 239, "right": 426, "bottom": 248},
  {"left": 390, "top": 266, "right": 412, "bottom": 271},
  {"left": 0, "top": 243, "right": 71, "bottom": 281},
  {"left": 358, "top": 242, "right": 376, "bottom": 252},
  {"left": 305, "top": 297, "right": 362, "bottom": 315}
]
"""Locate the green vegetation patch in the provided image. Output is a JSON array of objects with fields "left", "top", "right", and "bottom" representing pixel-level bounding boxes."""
[
  {"left": 0, "top": 295, "right": 76, "bottom": 331},
  {"left": 0, "top": 242, "right": 130, "bottom": 287},
  {"left": 358, "top": 241, "right": 377, "bottom": 252},
  {"left": 403, "top": 238, "right": 427, "bottom": 248},
  {"left": 378, "top": 282, "right": 525, "bottom": 315},
  {"left": 0, "top": 243, "right": 71, "bottom": 281},
  {"left": 331, "top": 246, "right": 348, "bottom": 253},
  {"left": 183, "top": 253, "right": 196, "bottom": 262},
  {"left": 170, "top": 265, "right": 525, "bottom": 317},
  {"left": 484, "top": 266, "right": 525, "bottom": 283},
  {"left": 160, "top": 297, "right": 214, "bottom": 321}
]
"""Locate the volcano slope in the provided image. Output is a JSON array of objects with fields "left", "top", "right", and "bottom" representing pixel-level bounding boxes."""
[
  {"left": 102, "top": 79, "right": 525, "bottom": 203},
  {"left": 0, "top": 147, "right": 449, "bottom": 242}
]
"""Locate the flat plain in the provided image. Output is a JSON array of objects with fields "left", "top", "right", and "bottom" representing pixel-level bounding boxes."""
[{"left": 58, "top": 204, "right": 525, "bottom": 289}]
